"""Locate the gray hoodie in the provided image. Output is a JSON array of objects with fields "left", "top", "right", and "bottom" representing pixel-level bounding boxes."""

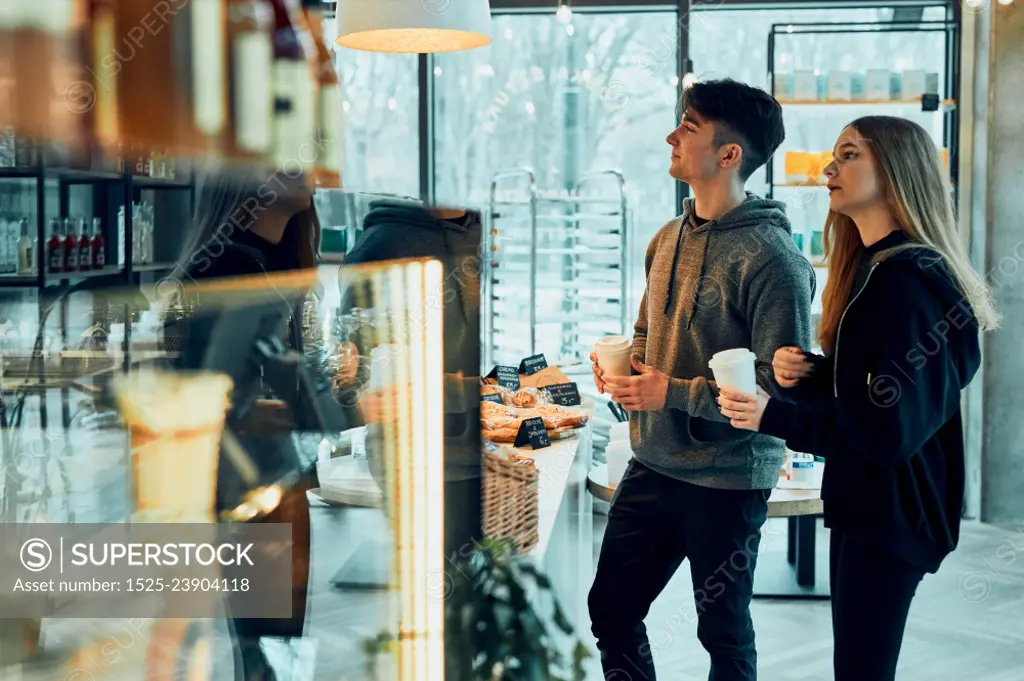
[{"left": 630, "top": 193, "right": 815, "bottom": 490}]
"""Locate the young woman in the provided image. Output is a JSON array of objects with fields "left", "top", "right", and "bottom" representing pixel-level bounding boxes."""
[
  {"left": 716, "top": 116, "right": 999, "bottom": 681},
  {"left": 168, "top": 164, "right": 323, "bottom": 681}
]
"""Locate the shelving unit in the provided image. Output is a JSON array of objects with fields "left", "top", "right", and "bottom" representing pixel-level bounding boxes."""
[
  {"left": 0, "top": 162, "right": 195, "bottom": 432},
  {"left": 766, "top": 20, "right": 960, "bottom": 268},
  {"left": 483, "top": 168, "right": 630, "bottom": 369}
]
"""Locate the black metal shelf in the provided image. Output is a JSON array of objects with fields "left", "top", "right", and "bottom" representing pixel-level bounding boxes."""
[
  {"left": 0, "top": 167, "right": 190, "bottom": 188},
  {"left": 132, "top": 262, "right": 176, "bottom": 272},
  {"left": 766, "top": 19, "right": 960, "bottom": 203},
  {"left": 131, "top": 176, "right": 191, "bottom": 190},
  {"left": 0, "top": 274, "right": 42, "bottom": 288},
  {"left": 55, "top": 169, "right": 123, "bottom": 183}
]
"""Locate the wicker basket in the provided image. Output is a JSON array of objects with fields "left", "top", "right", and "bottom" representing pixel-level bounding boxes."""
[{"left": 482, "top": 451, "right": 540, "bottom": 553}]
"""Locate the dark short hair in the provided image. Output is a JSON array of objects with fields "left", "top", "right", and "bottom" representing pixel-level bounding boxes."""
[{"left": 678, "top": 79, "right": 785, "bottom": 181}]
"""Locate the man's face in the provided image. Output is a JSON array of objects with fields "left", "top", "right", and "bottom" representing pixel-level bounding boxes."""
[{"left": 665, "top": 109, "right": 723, "bottom": 184}]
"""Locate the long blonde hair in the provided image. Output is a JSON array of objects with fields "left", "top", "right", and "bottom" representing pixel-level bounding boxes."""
[{"left": 818, "top": 116, "right": 999, "bottom": 352}]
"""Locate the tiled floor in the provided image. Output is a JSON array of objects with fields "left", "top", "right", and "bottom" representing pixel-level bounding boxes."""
[
  {"left": 582, "top": 513, "right": 1024, "bottom": 681},
  {"left": 5, "top": 510, "right": 1022, "bottom": 680}
]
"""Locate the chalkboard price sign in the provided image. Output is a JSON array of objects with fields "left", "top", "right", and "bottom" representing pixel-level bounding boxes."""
[
  {"left": 519, "top": 354, "right": 548, "bottom": 375},
  {"left": 514, "top": 416, "right": 551, "bottom": 449},
  {"left": 481, "top": 393, "right": 505, "bottom": 404},
  {"left": 545, "top": 382, "right": 581, "bottom": 406},
  {"left": 486, "top": 365, "right": 521, "bottom": 390}
]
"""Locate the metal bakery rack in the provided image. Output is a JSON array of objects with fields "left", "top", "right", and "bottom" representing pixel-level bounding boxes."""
[{"left": 483, "top": 168, "right": 631, "bottom": 370}]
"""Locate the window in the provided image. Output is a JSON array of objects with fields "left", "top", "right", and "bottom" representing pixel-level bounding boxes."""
[
  {"left": 433, "top": 12, "right": 680, "bottom": 339},
  {"left": 334, "top": 48, "right": 420, "bottom": 198}
]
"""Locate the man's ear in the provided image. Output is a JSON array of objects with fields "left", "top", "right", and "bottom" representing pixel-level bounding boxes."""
[{"left": 720, "top": 143, "right": 744, "bottom": 173}]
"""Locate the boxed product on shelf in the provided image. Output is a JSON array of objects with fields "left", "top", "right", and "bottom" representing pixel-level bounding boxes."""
[
  {"left": 925, "top": 72, "right": 940, "bottom": 96},
  {"left": 866, "top": 70, "right": 891, "bottom": 100},
  {"left": 890, "top": 72, "right": 904, "bottom": 101},
  {"left": 793, "top": 70, "right": 817, "bottom": 101},
  {"left": 902, "top": 69, "right": 927, "bottom": 100},
  {"left": 773, "top": 72, "right": 794, "bottom": 101},
  {"left": 785, "top": 151, "right": 810, "bottom": 184},
  {"left": 826, "top": 70, "right": 853, "bottom": 101},
  {"left": 851, "top": 73, "right": 866, "bottom": 101}
]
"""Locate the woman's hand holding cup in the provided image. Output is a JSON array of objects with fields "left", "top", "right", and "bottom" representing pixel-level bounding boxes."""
[
  {"left": 590, "top": 352, "right": 607, "bottom": 394},
  {"left": 772, "top": 346, "right": 815, "bottom": 388}
]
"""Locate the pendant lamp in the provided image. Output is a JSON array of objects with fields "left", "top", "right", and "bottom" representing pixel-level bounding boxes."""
[{"left": 335, "top": 0, "right": 492, "bottom": 53}]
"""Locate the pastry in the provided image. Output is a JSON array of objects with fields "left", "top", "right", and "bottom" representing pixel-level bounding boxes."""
[
  {"left": 480, "top": 400, "right": 514, "bottom": 421},
  {"left": 481, "top": 427, "right": 519, "bottom": 443},
  {"left": 519, "top": 365, "right": 572, "bottom": 389},
  {"left": 511, "top": 387, "right": 549, "bottom": 408},
  {"left": 481, "top": 383, "right": 515, "bottom": 405}
]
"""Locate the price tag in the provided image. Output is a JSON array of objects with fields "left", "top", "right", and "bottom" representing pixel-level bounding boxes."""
[
  {"left": 518, "top": 354, "right": 548, "bottom": 375},
  {"left": 545, "top": 382, "right": 581, "bottom": 406},
  {"left": 921, "top": 93, "right": 939, "bottom": 112},
  {"left": 514, "top": 416, "right": 551, "bottom": 450},
  {"left": 486, "top": 365, "right": 520, "bottom": 390},
  {"left": 481, "top": 393, "right": 505, "bottom": 405}
]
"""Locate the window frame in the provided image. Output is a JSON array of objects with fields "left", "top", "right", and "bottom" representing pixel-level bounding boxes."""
[{"left": 419, "top": 0, "right": 957, "bottom": 214}]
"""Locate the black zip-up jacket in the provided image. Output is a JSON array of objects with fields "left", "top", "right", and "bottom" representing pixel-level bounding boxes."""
[{"left": 760, "top": 231, "right": 981, "bottom": 573}]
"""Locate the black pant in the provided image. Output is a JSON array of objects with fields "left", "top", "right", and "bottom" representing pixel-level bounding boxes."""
[
  {"left": 589, "top": 459, "right": 771, "bottom": 681},
  {"left": 830, "top": 530, "right": 925, "bottom": 681}
]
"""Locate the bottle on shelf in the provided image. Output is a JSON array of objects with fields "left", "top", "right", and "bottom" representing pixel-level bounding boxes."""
[
  {"left": 5, "top": 214, "right": 20, "bottom": 274},
  {"left": 139, "top": 202, "right": 153, "bottom": 264},
  {"left": 17, "top": 218, "right": 34, "bottom": 275},
  {"left": 132, "top": 203, "right": 141, "bottom": 264},
  {"left": 48, "top": 218, "right": 64, "bottom": 274},
  {"left": 63, "top": 217, "right": 79, "bottom": 272},
  {"left": 91, "top": 218, "right": 105, "bottom": 269},
  {"left": 270, "top": 0, "right": 317, "bottom": 168},
  {"left": 228, "top": 0, "right": 275, "bottom": 161},
  {"left": 117, "top": 205, "right": 125, "bottom": 267},
  {"left": 303, "top": 4, "right": 342, "bottom": 187},
  {"left": 77, "top": 218, "right": 92, "bottom": 271},
  {"left": 0, "top": 213, "right": 9, "bottom": 274}
]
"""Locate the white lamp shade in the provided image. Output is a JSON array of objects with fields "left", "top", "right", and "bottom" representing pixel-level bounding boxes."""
[{"left": 335, "top": 0, "right": 492, "bottom": 54}]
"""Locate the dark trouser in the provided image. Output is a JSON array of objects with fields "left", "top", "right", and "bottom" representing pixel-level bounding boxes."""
[
  {"left": 830, "top": 530, "right": 925, "bottom": 681},
  {"left": 589, "top": 459, "right": 771, "bottom": 681},
  {"left": 444, "top": 475, "right": 484, "bottom": 562}
]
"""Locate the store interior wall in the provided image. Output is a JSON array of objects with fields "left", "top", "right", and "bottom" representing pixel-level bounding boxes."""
[{"left": 980, "top": 1, "right": 1024, "bottom": 525}]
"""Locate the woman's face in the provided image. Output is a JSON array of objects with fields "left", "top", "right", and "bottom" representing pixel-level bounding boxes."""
[
  {"left": 273, "top": 171, "right": 313, "bottom": 213},
  {"left": 824, "top": 126, "right": 886, "bottom": 217}
]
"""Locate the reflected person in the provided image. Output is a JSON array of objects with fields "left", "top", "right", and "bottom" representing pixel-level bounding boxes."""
[{"left": 166, "top": 164, "right": 322, "bottom": 681}]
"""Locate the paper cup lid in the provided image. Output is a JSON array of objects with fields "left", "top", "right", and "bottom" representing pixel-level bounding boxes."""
[
  {"left": 710, "top": 348, "right": 756, "bottom": 365},
  {"left": 594, "top": 335, "right": 631, "bottom": 352}
]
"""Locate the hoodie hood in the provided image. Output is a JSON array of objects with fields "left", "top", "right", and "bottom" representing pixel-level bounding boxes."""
[
  {"left": 349, "top": 199, "right": 483, "bottom": 328},
  {"left": 665, "top": 193, "right": 793, "bottom": 320},
  {"left": 872, "top": 233, "right": 981, "bottom": 386},
  {"left": 363, "top": 199, "right": 479, "bottom": 235},
  {"left": 682, "top": 192, "right": 793, "bottom": 234}
]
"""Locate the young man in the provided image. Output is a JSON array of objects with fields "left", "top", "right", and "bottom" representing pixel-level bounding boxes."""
[{"left": 588, "top": 79, "right": 815, "bottom": 681}]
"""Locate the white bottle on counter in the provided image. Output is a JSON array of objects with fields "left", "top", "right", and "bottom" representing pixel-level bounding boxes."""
[
  {"left": 17, "top": 218, "right": 33, "bottom": 274},
  {"left": 0, "top": 215, "right": 10, "bottom": 274}
]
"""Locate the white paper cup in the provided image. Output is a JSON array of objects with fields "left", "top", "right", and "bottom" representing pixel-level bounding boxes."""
[
  {"left": 594, "top": 335, "right": 632, "bottom": 380},
  {"left": 709, "top": 348, "right": 758, "bottom": 396},
  {"left": 609, "top": 421, "right": 630, "bottom": 445},
  {"left": 606, "top": 440, "right": 632, "bottom": 485}
]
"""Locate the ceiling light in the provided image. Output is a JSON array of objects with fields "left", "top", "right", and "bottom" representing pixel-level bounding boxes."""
[{"left": 336, "top": 0, "right": 492, "bottom": 54}]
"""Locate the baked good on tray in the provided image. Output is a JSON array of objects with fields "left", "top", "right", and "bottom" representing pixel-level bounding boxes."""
[
  {"left": 480, "top": 402, "right": 589, "bottom": 443},
  {"left": 518, "top": 366, "right": 572, "bottom": 389},
  {"left": 511, "top": 386, "right": 547, "bottom": 408}
]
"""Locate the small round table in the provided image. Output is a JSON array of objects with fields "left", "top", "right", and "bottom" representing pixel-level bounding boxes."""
[
  {"left": 588, "top": 464, "right": 823, "bottom": 515},
  {"left": 587, "top": 463, "right": 828, "bottom": 598}
]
